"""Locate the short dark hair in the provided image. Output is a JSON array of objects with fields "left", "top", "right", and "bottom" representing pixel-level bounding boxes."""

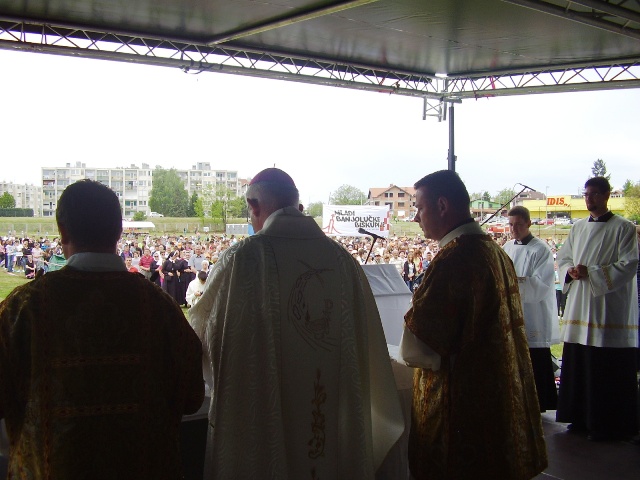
[
  {"left": 507, "top": 206, "right": 531, "bottom": 222},
  {"left": 584, "top": 176, "right": 611, "bottom": 194},
  {"left": 56, "top": 179, "right": 122, "bottom": 251},
  {"left": 197, "top": 271, "right": 208, "bottom": 282},
  {"left": 414, "top": 170, "right": 470, "bottom": 212}
]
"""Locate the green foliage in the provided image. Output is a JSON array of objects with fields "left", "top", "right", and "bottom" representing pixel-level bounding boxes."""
[
  {"left": 306, "top": 201, "right": 323, "bottom": 218},
  {"left": 0, "top": 192, "right": 16, "bottom": 209},
  {"left": 187, "top": 191, "right": 198, "bottom": 217},
  {"left": 493, "top": 188, "right": 516, "bottom": 207},
  {"left": 590, "top": 158, "right": 611, "bottom": 181},
  {"left": 132, "top": 211, "right": 146, "bottom": 221},
  {"left": 149, "top": 168, "right": 189, "bottom": 217},
  {"left": 624, "top": 181, "right": 640, "bottom": 222},
  {"left": 0, "top": 208, "right": 34, "bottom": 217},
  {"left": 482, "top": 191, "right": 491, "bottom": 202},
  {"left": 196, "top": 183, "right": 240, "bottom": 227},
  {"left": 622, "top": 179, "right": 634, "bottom": 195},
  {"left": 330, "top": 185, "right": 366, "bottom": 205}
]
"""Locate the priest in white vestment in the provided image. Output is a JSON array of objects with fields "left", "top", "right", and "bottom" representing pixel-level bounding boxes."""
[
  {"left": 189, "top": 168, "right": 404, "bottom": 479},
  {"left": 504, "top": 206, "right": 560, "bottom": 411},
  {"left": 556, "top": 176, "right": 639, "bottom": 441}
]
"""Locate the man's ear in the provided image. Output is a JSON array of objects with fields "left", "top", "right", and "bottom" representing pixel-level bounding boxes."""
[
  {"left": 247, "top": 198, "right": 260, "bottom": 217},
  {"left": 58, "top": 224, "right": 69, "bottom": 246},
  {"left": 436, "top": 196, "right": 448, "bottom": 215}
]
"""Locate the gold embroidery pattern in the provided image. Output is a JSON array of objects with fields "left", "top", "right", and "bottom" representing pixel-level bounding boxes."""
[
  {"left": 308, "top": 369, "right": 326, "bottom": 460},
  {"left": 52, "top": 354, "right": 143, "bottom": 368},
  {"left": 602, "top": 265, "right": 613, "bottom": 290},
  {"left": 560, "top": 319, "right": 638, "bottom": 330},
  {"left": 289, "top": 262, "right": 337, "bottom": 351},
  {"left": 52, "top": 403, "right": 140, "bottom": 418}
]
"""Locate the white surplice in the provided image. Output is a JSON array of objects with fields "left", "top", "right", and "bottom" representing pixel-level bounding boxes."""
[
  {"left": 557, "top": 215, "right": 639, "bottom": 348},
  {"left": 189, "top": 207, "right": 404, "bottom": 479},
  {"left": 504, "top": 237, "right": 560, "bottom": 347}
]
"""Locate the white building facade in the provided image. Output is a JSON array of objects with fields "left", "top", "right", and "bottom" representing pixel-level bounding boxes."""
[
  {"left": 0, "top": 181, "right": 43, "bottom": 216},
  {"left": 41, "top": 162, "right": 240, "bottom": 218}
]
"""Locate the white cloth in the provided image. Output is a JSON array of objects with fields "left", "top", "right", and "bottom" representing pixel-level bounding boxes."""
[
  {"left": 189, "top": 206, "right": 404, "bottom": 479},
  {"left": 65, "top": 252, "right": 127, "bottom": 272},
  {"left": 557, "top": 215, "right": 639, "bottom": 348},
  {"left": 185, "top": 278, "right": 205, "bottom": 307},
  {"left": 504, "top": 237, "right": 560, "bottom": 347}
]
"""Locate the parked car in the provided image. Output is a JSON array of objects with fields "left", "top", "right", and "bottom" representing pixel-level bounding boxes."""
[
  {"left": 554, "top": 217, "right": 571, "bottom": 225},
  {"left": 537, "top": 218, "right": 554, "bottom": 225},
  {"left": 149, "top": 211, "right": 164, "bottom": 217}
]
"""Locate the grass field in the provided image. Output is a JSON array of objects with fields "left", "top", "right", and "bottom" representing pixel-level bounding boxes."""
[{"left": 0, "top": 270, "right": 29, "bottom": 299}]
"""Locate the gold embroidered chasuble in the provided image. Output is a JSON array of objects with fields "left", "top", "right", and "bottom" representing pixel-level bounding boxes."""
[
  {"left": 189, "top": 207, "right": 404, "bottom": 480},
  {"left": 0, "top": 268, "right": 204, "bottom": 480},
  {"left": 405, "top": 233, "right": 547, "bottom": 480}
]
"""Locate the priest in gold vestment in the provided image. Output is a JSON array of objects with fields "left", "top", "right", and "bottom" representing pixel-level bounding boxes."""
[
  {"left": 400, "top": 170, "right": 547, "bottom": 480},
  {"left": 0, "top": 180, "right": 204, "bottom": 479}
]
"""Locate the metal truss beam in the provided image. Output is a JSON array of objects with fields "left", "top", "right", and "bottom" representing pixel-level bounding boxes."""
[
  {"left": 1, "top": 18, "right": 640, "bottom": 120},
  {"left": 503, "top": 0, "right": 640, "bottom": 41}
]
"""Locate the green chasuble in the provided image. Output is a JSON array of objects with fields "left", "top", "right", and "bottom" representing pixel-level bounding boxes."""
[
  {"left": 405, "top": 234, "right": 547, "bottom": 480},
  {"left": 0, "top": 267, "right": 204, "bottom": 480}
]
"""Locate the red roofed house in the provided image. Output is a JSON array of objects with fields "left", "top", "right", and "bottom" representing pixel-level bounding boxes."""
[{"left": 367, "top": 184, "right": 416, "bottom": 220}]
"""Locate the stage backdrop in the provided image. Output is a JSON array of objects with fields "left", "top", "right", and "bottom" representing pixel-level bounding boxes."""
[{"left": 322, "top": 205, "right": 391, "bottom": 237}]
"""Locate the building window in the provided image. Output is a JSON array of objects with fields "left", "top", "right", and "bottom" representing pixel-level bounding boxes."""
[
  {"left": 398, "top": 192, "right": 405, "bottom": 197},
  {"left": 397, "top": 202, "right": 405, "bottom": 207},
  {"left": 384, "top": 192, "right": 394, "bottom": 198}
]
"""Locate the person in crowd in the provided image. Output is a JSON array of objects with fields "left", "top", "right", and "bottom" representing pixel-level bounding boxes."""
[
  {"left": 556, "top": 176, "right": 639, "bottom": 441},
  {"left": 504, "top": 206, "right": 559, "bottom": 412},
  {"left": 188, "top": 244, "right": 205, "bottom": 273},
  {"left": 138, "top": 247, "right": 153, "bottom": 280},
  {"left": 124, "top": 256, "right": 138, "bottom": 273},
  {"left": 402, "top": 251, "right": 419, "bottom": 291},
  {"left": 149, "top": 251, "right": 163, "bottom": 287},
  {"left": 0, "top": 179, "right": 204, "bottom": 478},
  {"left": 23, "top": 254, "right": 36, "bottom": 279},
  {"left": 399, "top": 170, "right": 546, "bottom": 479},
  {"left": 185, "top": 270, "right": 207, "bottom": 307},
  {"left": 175, "top": 250, "right": 189, "bottom": 307},
  {"left": 4, "top": 240, "right": 15, "bottom": 273},
  {"left": 162, "top": 250, "right": 181, "bottom": 303},
  {"left": 190, "top": 168, "right": 403, "bottom": 479},
  {"left": 200, "top": 259, "right": 210, "bottom": 274}
]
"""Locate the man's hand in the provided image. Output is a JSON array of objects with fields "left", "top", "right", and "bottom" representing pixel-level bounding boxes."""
[{"left": 568, "top": 264, "right": 589, "bottom": 280}]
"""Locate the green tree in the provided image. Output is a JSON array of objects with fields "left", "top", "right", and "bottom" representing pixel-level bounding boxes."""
[
  {"left": 590, "top": 158, "right": 611, "bottom": 180},
  {"left": 187, "top": 191, "right": 199, "bottom": 217},
  {"left": 482, "top": 191, "right": 491, "bottom": 202},
  {"left": 0, "top": 192, "right": 16, "bottom": 209},
  {"left": 493, "top": 188, "right": 516, "bottom": 207},
  {"left": 622, "top": 179, "right": 634, "bottom": 196},
  {"left": 227, "top": 196, "right": 248, "bottom": 220},
  {"left": 624, "top": 181, "right": 640, "bottom": 223},
  {"left": 149, "top": 168, "right": 189, "bottom": 217},
  {"left": 306, "top": 201, "right": 323, "bottom": 218},
  {"left": 132, "top": 211, "right": 146, "bottom": 221},
  {"left": 330, "top": 185, "right": 366, "bottom": 205}
]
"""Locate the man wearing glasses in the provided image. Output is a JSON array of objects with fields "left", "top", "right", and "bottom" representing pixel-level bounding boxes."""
[{"left": 556, "top": 176, "right": 639, "bottom": 441}]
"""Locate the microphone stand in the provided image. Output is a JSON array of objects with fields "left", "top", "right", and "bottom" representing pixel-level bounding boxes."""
[
  {"left": 480, "top": 186, "right": 528, "bottom": 226},
  {"left": 358, "top": 228, "right": 380, "bottom": 264}
]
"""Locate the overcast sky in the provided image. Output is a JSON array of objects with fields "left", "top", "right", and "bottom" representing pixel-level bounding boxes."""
[{"left": 1, "top": 48, "right": 638, "bottom": 204}]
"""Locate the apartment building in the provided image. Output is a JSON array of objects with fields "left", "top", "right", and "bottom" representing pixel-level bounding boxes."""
[
  {"left": 0, "top": 181, "right": 43, "bottom": 216},
  {"left": 41, "top": 162, "right": 240, "bottom": 218},
  {"left": 367, "top": 184, "right": 416, "bottom": 219}
]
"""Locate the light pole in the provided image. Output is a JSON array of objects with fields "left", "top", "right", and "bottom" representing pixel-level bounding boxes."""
[{"left": 545, "top": 186, "right": 549, "bottom": 222}]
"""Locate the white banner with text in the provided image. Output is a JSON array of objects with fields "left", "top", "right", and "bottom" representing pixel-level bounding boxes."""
[{"left": 321, "top": 205, "right": 391, "bottom": 237}]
